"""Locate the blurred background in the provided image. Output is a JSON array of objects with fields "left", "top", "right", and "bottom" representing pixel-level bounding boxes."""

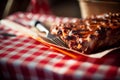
[
  {"left": 0, "top": 0, "right": 81, "bottom": 19},
  {"left": 0, "top": 0, "right": 120, "bottom": 19}
]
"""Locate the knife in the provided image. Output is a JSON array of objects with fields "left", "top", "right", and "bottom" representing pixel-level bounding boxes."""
[{"left": 30, "top": 20, "right": 67, "bottom": 47}]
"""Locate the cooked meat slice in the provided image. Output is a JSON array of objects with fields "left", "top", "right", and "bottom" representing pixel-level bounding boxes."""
[{"left": 51, "top": 13, "right": 120, "bottom": 54}]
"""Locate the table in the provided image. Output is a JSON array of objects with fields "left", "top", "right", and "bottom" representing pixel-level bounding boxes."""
[{"left": 0, "top": 12, "right": 120, "bottom": 80}]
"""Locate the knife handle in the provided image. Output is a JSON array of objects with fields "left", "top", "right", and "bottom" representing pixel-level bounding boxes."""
[{"left": 30, "top": 20, "right": 49, "bottom": 35}]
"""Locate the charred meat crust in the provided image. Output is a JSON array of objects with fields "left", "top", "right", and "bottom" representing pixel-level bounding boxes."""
[{"left": 50, "top": 13, "right": 120, "bottom": 54}]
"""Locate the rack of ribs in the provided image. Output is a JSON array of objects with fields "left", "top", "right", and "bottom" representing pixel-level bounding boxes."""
[{"left": 51, "top": 13, "right": 120, "bottom": 54}]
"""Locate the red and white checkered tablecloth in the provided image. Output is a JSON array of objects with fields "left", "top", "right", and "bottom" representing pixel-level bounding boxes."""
[{"left": 0, "top": 12, "right": 120, "bottom": 80}]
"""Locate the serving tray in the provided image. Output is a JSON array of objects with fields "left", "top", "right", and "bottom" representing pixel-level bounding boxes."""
[{"left": 1, "top": 19, "right": 120, "bottom": 59}]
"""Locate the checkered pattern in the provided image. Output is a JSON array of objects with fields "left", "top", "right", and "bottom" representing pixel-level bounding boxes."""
[
  {"left": 0, "top": 12, "right": 120, "bottom": 80},
  {"left": 27, "top": 0, "right": 52, "bottom": 14}
]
